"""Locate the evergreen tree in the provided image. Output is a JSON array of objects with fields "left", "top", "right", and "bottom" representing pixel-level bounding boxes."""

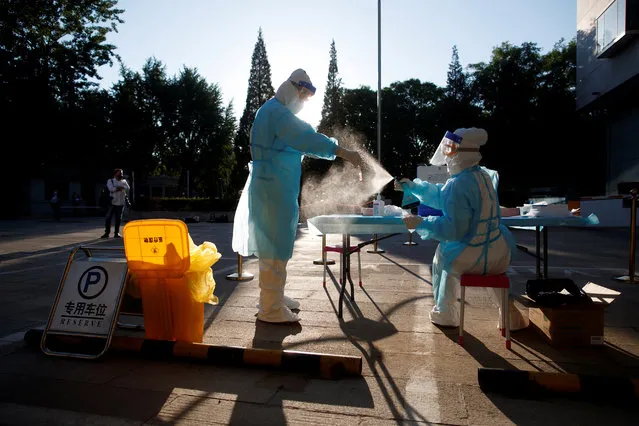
[
  {"left": 446, "top": 45, "right": 468, "bottom": 102},
  {"left": 438, "top": 45, "right": 481, "bottom": 145},
  {"left": 303, "top": 40, "right": 346, "bottom": 180},
  {"left": 232, "top": 28, "right": 274, "bottom": 184},
  {"left": 317, "top": 40, "right": 346, "bottom": 135}
]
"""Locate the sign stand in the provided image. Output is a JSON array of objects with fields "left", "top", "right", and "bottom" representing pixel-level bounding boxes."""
[{"left": 41, "top": 246, "right": 129, "bottom": 359}]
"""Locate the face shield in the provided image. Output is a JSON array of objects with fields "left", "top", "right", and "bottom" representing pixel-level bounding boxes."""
[
  {"left": 276, "top": 70, "right": 317, "bottom": 115},
  {"left": 429, "top": 131, "right": 463, "bottom": 166},
  {"left": 291, "top": 80, "right": 315, "bottom": 101}
]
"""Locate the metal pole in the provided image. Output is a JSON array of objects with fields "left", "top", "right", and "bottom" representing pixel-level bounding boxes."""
[
  {"left": 377, "top": 0, "right": 382, "bottom": 167},
  {"left": 131, "top": 171, "right": 135, "bottom": 204},
  {"left": 630, "top": 189, "right": 637, "bottom": 279},
  {"left": 403, "top": 231, "right": 418, "bottom": 246},
  {"left": 367, "top": 233, "right": 385, "bottom": 254},
  {"left": 614, "top": 188, "right": 638, "bottom": 283},
  {"left": 367, "top": 0, "right": 386, "bottom": 256},
  {"left": 226, "top": 253, "right": 254, "bottom": 281}
]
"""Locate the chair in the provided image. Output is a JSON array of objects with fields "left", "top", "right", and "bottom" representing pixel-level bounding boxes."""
[
  {"left": 458, "top": 273, "right": 511, "bottom": 349},
  {"left": 322, "top": 243, "right": 362, "bottom": 288}
]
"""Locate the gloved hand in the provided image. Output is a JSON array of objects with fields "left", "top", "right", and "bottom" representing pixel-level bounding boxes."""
[
  {"left": 402, "top": 214, "right": 423, "bottom": 230},
  {"left": 394, "top": 178, "right": 413, "bottom": 192},
  {"left": 335, "top": 147, "right": 363, "bottom": 168}
]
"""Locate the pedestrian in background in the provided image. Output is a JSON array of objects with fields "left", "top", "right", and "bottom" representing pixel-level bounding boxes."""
[
  {"left": 101, "top": 168, "right": 130, "bottom": 238},
  {"left": 50, "top": 190, "right": 60, "bottom": 221}
]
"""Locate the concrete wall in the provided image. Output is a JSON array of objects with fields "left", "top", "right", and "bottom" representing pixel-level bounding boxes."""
[
  {"left": 606, "top": 107, "right": 639, "bottom": 194},
  {"left": 577, "top": 0, "right": 639, "bottom": 110}
]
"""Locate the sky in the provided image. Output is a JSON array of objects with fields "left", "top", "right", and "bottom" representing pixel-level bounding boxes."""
[{"left": 96, "top": 0, "right": 577, "bottom": 128}]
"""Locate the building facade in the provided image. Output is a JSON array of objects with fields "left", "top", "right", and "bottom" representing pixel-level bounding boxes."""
[{"left": 577, "top": 0, "right": 639, "bottom": 195}]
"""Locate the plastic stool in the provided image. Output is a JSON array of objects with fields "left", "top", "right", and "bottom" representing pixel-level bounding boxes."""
[
  {"left": 459, "top": 273, "right": 511, "bottom": 349},
  {"left": 322, "top": 244, "right": 362, "bottom": 288}
]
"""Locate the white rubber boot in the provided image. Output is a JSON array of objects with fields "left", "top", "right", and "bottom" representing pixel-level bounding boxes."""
[
  {"left": 429, "top": 303, "right": 460, "bottom": 327},
  {"left": 256, "top": 295, "right": 300, "bottom": 311},
  {"left": 256, "top": 259, "right": 300, "bottom": 324},
  {"left": 257, "top": 304, "right": 300, "bottom": 324},
  {"left": 283, "top": 295, "right": 300, "bottom": 310}
]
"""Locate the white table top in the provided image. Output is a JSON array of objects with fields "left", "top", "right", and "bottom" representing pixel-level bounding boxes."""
[{"left": 307, "top": 214, "right": 599, "bottom": 236}]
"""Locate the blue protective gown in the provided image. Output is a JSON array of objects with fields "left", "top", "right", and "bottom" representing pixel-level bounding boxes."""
[
  {"left": 404, "top": 165, "right": 517, "bottom": 315},
  {"left": 247, "top": 98, "right": 338, "bottom": 260}
]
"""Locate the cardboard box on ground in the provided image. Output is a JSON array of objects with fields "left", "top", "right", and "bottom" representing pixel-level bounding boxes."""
[{"left": 515, "top": 282, "right": 621, "bottom": 347}]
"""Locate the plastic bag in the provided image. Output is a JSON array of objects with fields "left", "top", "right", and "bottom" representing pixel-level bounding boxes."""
[
  {"left": 232, "top": 162, "right": 252, "bottom": 257},
  {"left": 186, "top": 235, "right": 222, "bottom": 304}
]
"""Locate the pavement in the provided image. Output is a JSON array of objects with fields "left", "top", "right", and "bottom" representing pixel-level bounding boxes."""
[{"left": 1, "top": 216, "right": 639, "bottom": 425}]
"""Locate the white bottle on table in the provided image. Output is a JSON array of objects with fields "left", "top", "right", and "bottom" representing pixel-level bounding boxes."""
[{"left": 373, "top": 196, "right": 385, "bottom": 216}]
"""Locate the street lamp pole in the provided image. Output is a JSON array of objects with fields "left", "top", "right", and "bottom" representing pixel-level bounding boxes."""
[
  {"left": 369, "top": 0, "right": 386, "bottom": 254},
  {"left": 377, "top": 0, "right": 382, "bottom": 169}
]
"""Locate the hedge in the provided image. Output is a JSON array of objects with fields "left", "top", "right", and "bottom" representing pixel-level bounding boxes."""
[{"left": 133, "top": 197, "right": 239, "bottom": 212}]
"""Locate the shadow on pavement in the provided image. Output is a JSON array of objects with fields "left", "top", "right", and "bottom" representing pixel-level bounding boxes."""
[{"left": 0, "top": 239, "right": 102, "bottom": 262}]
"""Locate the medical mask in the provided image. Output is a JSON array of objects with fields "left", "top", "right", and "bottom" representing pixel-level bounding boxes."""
[{"left": 287, "top": 97, "right": 303, "bottom": 115}]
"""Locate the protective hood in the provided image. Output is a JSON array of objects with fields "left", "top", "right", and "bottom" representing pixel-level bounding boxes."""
[
  {"left": 429, "top": 128, "right": 487, "bottom": 175},
  {"left": 275, "top": 69, "right": 315, "bottom": 115}
]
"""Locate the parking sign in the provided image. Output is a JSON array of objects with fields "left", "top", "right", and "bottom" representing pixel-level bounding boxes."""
[{"left": 49, "top": 261, "right": 127, "bottom": 336}]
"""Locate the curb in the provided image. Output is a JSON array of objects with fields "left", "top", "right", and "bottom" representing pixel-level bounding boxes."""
[
  {"left": 24, "top": 329, "right": 362, "bottom": 379},
  {"left": 478, "top": 368, "right": 639, "bottom": 400}
]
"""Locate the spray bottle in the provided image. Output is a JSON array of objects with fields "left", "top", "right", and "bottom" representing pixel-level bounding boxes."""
[{"left": 395, "top": 177, "right": 420, "bottom": 208}]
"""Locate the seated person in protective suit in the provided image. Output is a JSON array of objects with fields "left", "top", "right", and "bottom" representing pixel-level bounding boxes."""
[{"left": 396, "top": 128, "right": 525, "bottom": 329}]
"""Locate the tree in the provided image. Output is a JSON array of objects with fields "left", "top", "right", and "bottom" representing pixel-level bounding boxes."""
[
  {"left": 436, "top": 46, "right": 483, "bottom": 146},
  {"left": 318, "top": 40, "right": 346, "bottom": 135},
  {"left": 0, "top": 0, "right": 123, "bottom": 217},
  {"left": 232, "top": 28, "right": 274, "bottom": 188},
  {"left": 465, "top": 40, "right": 589, "bottom": 204},
  {"left": 303, "top": 40, "right": 347, "bottom": 179},
  {"left": 0, "top": 0, "right": 124, "bottom": 104},
  {"left": 110, "top": 59, "right": 170, "bottom": 181},
  {"left": 343, "top": 86, "right": 378, "bottom": 154},
  {"left": 166, "top": 66, "right": 235, "bottom": 196},
  {"left": 445, "top": 46, "right": 468, "bottom": 103}
]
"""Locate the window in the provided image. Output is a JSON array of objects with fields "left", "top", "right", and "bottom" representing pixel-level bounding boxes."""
[{"left": 596, "top": 0, "right": 626, "bottom": 54}]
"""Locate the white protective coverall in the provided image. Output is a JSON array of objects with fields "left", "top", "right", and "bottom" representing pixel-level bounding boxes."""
[
  {"left": 402, "top": 128, "right": 519, "bottom": 327},
  {"left": 232, "top": 69, "right": 346, "bottom": 324}
]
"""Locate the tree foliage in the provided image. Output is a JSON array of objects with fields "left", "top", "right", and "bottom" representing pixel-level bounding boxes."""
[
  {"left": 1, "top": 2, "right": 604, "bottom": 216},
  {"left": 232, "top": 27, "right": 274, "bottom": 186},
  {"left": 318, "top": 40, "right": 346, "bottom": 135},
  {"left": 303, "top": 39, "right": 347, "bottom": 180}
]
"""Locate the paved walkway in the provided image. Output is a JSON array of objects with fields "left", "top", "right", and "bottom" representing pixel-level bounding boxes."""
[{"left": 0, "top": 217, "right": 638, "bottom": 425}]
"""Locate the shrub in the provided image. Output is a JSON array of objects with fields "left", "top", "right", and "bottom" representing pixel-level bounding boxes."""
[{"left": 133, "top": 197, "right": 239, "bottom": 212}]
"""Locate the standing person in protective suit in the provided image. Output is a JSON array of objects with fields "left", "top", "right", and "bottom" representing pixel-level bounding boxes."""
[
  {"left": 396, "top": 128, "right": 521, "bottom": 328},
  {"left": 234, "top": 69, "right": 363, "bottom": 324}
]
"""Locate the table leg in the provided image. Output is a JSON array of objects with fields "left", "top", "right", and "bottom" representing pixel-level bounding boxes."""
[
  {"left": 347, "top": 234, "right": 355, "bottom": 301},
  {"left": 313, "top": 234, "right": 335, "bottom": 265},
  {"left": 338, "top": 233, "right": 347, "bottom": 318}
]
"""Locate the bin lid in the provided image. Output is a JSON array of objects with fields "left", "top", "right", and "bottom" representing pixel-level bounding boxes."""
[{"left": 123, "top": 219, "right": 190, "bottom": 273}]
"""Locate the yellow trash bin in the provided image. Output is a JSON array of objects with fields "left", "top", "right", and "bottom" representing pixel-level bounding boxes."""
[{"left": 123, "top": 219, "right": 204, "bottom": 343}]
